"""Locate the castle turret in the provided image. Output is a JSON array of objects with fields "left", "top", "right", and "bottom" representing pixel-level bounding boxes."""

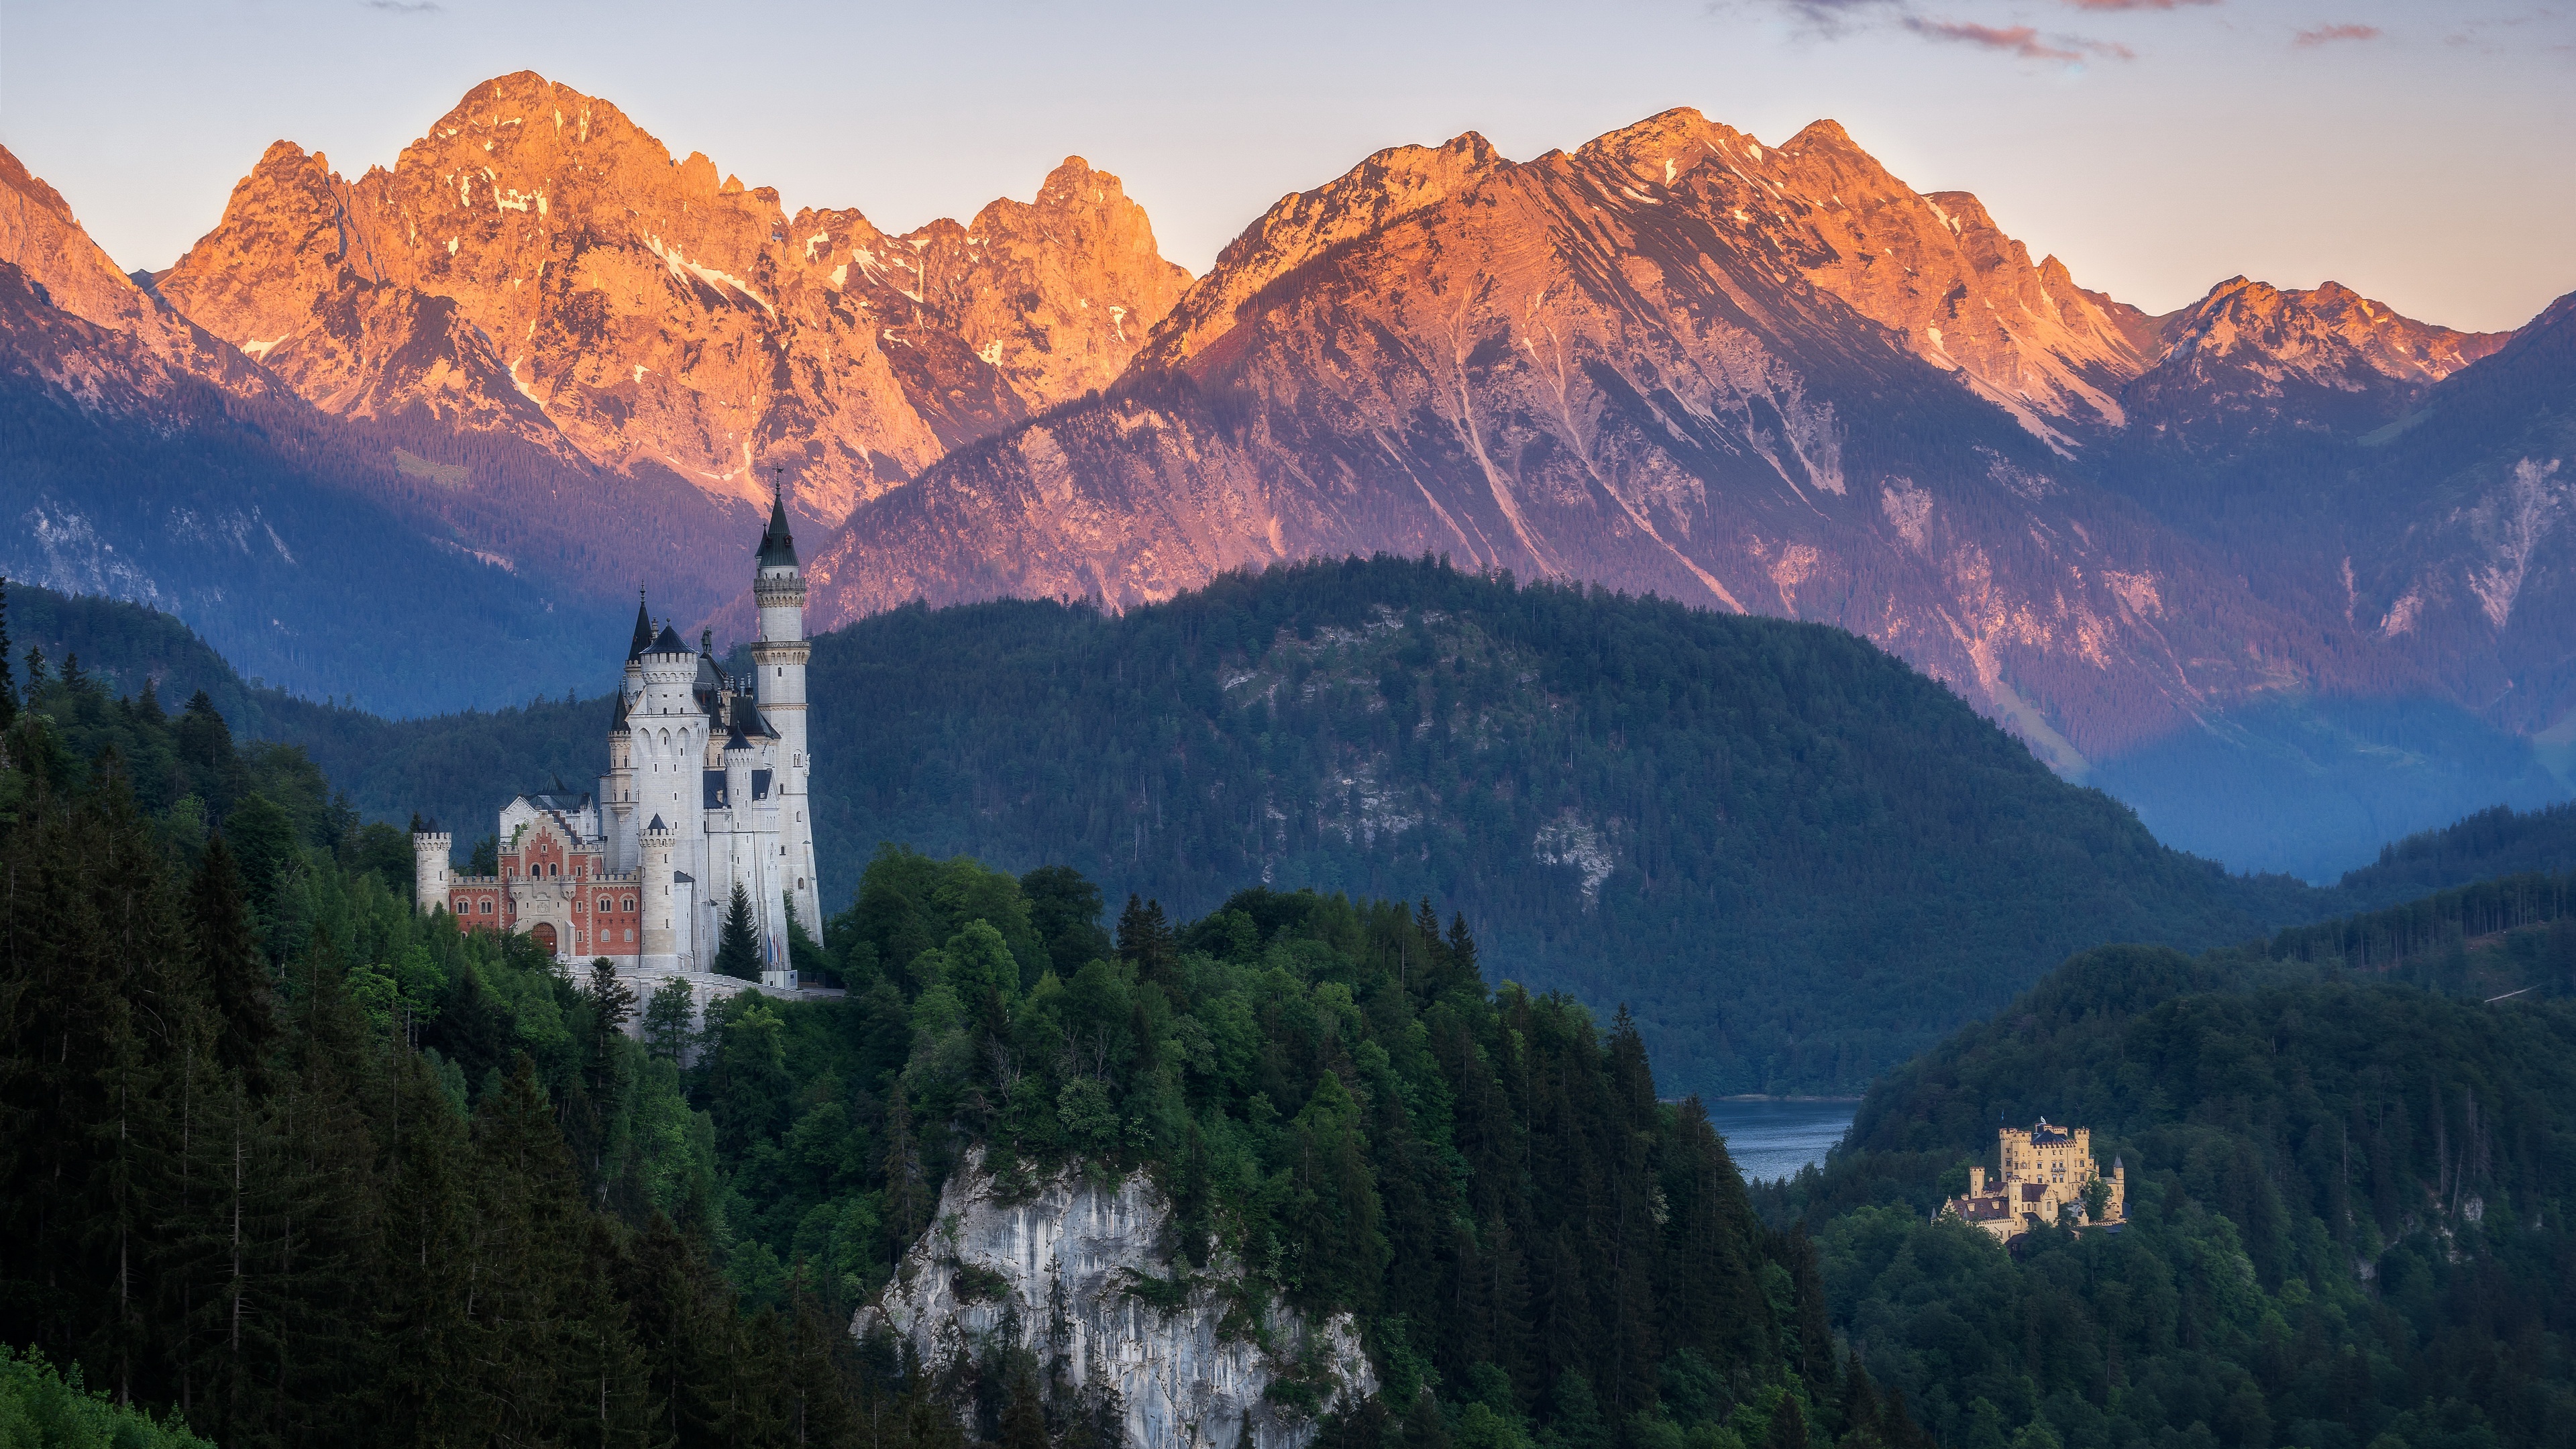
[
  {"left": 413, "top": 829, "right": 452, "bottom": 916},
  {"left": 640, "top": 814, "right": 680, "bottom": 974},
  {"left": 603, "top": 690, "right": 637, "bottom": 871},
  {"left": 750, "top": 484, "right": 820, "bottom": 937},
  {"left": 722, "top": 722, "right": 754, "bottom": 827}
]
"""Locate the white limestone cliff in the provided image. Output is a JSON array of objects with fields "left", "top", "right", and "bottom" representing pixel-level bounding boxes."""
[{"left": 854, "top": 1154, "right": 1376, "bottom": 1449}]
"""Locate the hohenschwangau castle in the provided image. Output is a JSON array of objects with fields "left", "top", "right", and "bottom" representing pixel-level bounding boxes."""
[{"left": 411, "top": 494, "right": 820, "bottom": 989}]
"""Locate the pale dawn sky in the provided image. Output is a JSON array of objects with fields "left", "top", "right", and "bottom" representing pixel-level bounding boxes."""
[{"left": 3, "top": 0, "right": 2569, "bottom": 332}]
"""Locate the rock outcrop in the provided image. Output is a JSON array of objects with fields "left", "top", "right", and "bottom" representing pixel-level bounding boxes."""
[{"left": 857, "top": 1156, "right": 1374, "bottom": 1449}]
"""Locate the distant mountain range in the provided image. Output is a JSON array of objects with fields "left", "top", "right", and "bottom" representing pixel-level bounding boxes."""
[{"left": 2, "top": 72, "right": 2567, "bottom": 876}]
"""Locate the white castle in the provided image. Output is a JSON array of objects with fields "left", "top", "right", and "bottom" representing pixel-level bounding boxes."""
[{"left": 411, "top": 492, "right": 821, "bottom": 990}]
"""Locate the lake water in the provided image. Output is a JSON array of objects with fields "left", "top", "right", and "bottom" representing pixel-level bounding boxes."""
[{"left": 1704, "top": 1099, "right": 1859, "bottom": 1182}]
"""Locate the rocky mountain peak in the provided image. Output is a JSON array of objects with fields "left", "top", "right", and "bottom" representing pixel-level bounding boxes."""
[
  {"left": 1136, "top": 130, "right": 1508, "bottom": 368},
  {"left": 2125, "top": 274, "right": 2512, "bottom": 448},
  {"left": 0, "top": 143, "right": 267, "bottom": 384},
  {"left": 1744, "top": 124, "right": 2152, "bottom": 443},
  {"left": 150, "top": 71, "right": 1191, "bottom": 545}
]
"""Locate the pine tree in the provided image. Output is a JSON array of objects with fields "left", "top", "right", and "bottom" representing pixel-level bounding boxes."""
[
  {"left": 0, "top": 574, "right": 15, "bottom": 734},
  {"left": 1445, "top": 912, "right": 1481, "bottom": 994},
  {"left": 1764, "top": 1395, "right": 1810, "bottom": 1449},
  {"left": 643, "top": 979, "right": 695, "bottom": 1062},
  {"left": 1115, "top": 894, "right": 1177, "bottom": 986},
  {"left": 188, "top": 835, "right": 277, "bottom": 1080},
  {"left": 714, "top": 883, "right": 761, "bottom": 981}
]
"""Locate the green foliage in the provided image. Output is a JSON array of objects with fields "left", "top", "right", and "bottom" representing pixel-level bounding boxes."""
[
  {"left": 716, "top": 881, "right": 763, "bottom": 980},
  {"left": 0, "top": 1346, "right": 216, "bottom": 1448},
  {"left": 40, "top": 561, "right": 2341, "bottom": 1096},
  {"left": 1761, "top": 939, "right": 2576, "bottom": 1449},
  {"left": 0, "top": 665, "right": 908, "bottom": 1449},
  {"left": 676, "top": 841, "right": 1823, "bottom": 1446}
]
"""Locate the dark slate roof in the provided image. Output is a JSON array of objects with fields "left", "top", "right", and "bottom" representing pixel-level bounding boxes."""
[
  {"left": 704, "top": 769, "right": 727, "bottom": 810},
  {"left": 628, "top": 596, "right": 655, "bottom": 659},
  {"left": 610, "top": 692, "right": 630, "bottom": 734},
  {"left": 646, "top": 814, "right": 667, "bottom": 831},
  {"left": 757, "top": 488, "right": 798, "bottom": 569},
  {"left": 723, "top": 721, "right": 753, "bottom": 753},
  {"left": 649, "top": 623, "right": 688, "bottom": 656},
  {"left": 752, "top": 768, "right": 772, "bottom": 800}
]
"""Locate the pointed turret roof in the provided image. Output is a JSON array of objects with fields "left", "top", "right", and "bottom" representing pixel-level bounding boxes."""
[
  {"left": 724, "top": 720, "right": 753, "bottom": 753},
  {"left": 649, "top": 623, "right": 688, "bottom": 655},
  {"left": 757, "top": 484, "right": 799, "bottom": 570},
  {"left": 627, "top": 591, "right": 655, "bottom": 659},
  {"left": 609, "top": 691, "right": 631, "bottom": 734}
]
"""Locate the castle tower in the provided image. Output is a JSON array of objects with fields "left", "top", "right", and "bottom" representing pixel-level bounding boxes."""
[
  {"left": 601, "top": 592, "right": 653, "bottom": 873},
  {"left": 640, "top": 814, "right": 680, "bottom": 974},
  {"left": 413, "top": 829, "right": 452, "bottom": 915},
  {"left": 602, "top": 691, "right": 636, "bottom": 873},
  {"left": 749, "top": 484, "right": 821, "bottom": 938}
]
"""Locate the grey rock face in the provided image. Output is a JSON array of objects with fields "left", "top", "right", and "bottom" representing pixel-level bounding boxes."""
[{"left": 855, "top": 1154, "right": 1375, "bottom": 1449}]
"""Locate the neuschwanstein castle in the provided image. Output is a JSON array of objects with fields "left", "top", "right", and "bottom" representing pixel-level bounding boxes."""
[{"left": 411, "top": 494, "right": 821, "bottom": 991}]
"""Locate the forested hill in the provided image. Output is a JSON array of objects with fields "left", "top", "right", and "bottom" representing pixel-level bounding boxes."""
[
  {"left": 0, "top": 612, "right": 1868, "bottom": 1449},
  {"left": 1756, "top": 902, "right": 2576, "bottom": 1449},
  {"left": 2333, "top": 799, "right": 2576, "bottom": 910},
  {"left": 7, "top": 561, "right": 2332, "bottom": 1095}
]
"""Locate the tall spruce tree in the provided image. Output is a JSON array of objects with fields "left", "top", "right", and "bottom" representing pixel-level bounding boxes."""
[
  {"left": 187, "top": 835, "right": 276, "bottom": 1079},
  {"left": 714, "top": 883, "right": 761, "bottom": 981}
]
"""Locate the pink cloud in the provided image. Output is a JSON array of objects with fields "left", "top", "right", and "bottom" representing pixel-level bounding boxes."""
[
  {"left": 1904, "top": 17, "right": 2134, "bottom": 60},
  {"left": 2296, "top": 22, "right": 2382, "bottom": 44},
  {"left": 2063, "top": 0, "right": 2219, "bottom": 9}
]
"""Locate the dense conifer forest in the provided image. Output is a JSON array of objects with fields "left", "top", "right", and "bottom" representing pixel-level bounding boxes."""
[
  {"left": 0, "top": 592, "right": 1862, "bottom": 1449},
  {"left": 8, "top": 561, "right": 2351, "bottom": 1096},
  {"left": 1756, "top": 937, "right": 2576, "bottom": 1449},
  {"left": 6, "top": 582, "right": 2575, "bottom": 1448}
]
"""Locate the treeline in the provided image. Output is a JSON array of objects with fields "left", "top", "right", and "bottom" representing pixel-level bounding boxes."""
[
  {"left": 0, "top": 594, "right": 1896, "bottom": 1449},
  {"left": 0, "top": 631, "right": 933, "bottom": 1448},
  {"left": 2336, "top": 802, "right": 2576, "bottom": 910},
  {"left": 1757, "top": 941, "right": 2576, "bottom": 1449},
  {"left": 4, "top": 560, "right": 2345, "bottom": 1097},
  {"left": 784, "top": 557, "right": 2324, "bottom": 1096},
  {"left": 2265, "top": 867, "right": 2576, "bottom": 976},
  {"left": 688, "top": 836, "right": 1898, "bottom": 1449}
]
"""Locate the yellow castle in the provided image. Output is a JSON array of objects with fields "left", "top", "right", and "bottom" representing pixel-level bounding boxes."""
[{"left": 1939, "top": 1119, "right": 2125, "bottom": 1244}]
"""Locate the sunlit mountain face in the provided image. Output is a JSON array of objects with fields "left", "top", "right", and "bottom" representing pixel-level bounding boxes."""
[{"left": 3, "top": 80, "right": 2567, "bottom": 873}]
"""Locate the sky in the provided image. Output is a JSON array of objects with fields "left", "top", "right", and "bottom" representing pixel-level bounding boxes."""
[{"left": 3, "top": 0, "right": 2571, "bottom": 333}]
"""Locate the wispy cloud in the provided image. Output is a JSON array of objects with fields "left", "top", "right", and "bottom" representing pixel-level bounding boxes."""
[
  {"left": 364, "top": 0, "right": 441, "bottom": 12},
  {"left": 2063, "top": 0, "right": 2218, "bottom": 9},
  {"left": 2295, "top": 21, "right": 2380, "bottom": 44},
  {"left": 1904, "top": 17, "right": 2135, "bottom": 60}
]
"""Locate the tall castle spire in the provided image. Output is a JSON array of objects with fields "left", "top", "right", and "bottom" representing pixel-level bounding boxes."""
[
  {"left": 627, "top": 586, "right": 655, "bottom": 659},
  {"left": 757, "top": 472, "right": 798, "bottom": 570}
]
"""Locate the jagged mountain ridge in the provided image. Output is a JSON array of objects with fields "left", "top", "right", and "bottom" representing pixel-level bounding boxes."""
[
  {"left": 798, "top": 106, "right": 2523, "bottom": 769},
  {"left": 0, "top": 256, "right": 625, "bottom": 712},
  {"left": 142, "top": 72, "right": 1188, "bottom": 612},
  {"left": 7, "top": 83, "right": 2563, "bottom": 857}
]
